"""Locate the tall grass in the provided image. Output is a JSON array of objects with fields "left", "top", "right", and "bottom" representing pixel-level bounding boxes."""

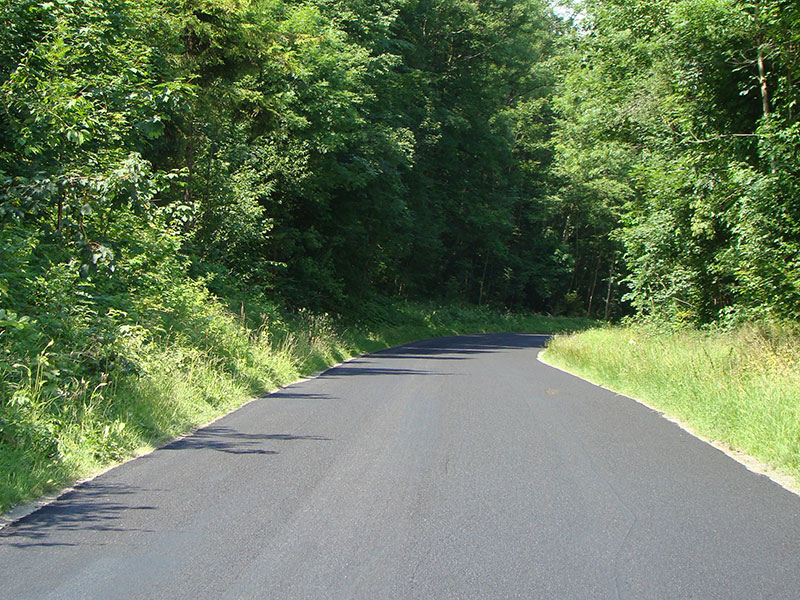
[
  {"left": 1, "top": 300, "right": 593, "bottom": 514},
  {"left": 542, "top": 323, "right": 800, "bottom": 483}
]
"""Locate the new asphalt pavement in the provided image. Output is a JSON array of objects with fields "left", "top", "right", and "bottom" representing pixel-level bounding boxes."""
[{"left": 2, "top": 333, "right": 799, "bottom": 599}]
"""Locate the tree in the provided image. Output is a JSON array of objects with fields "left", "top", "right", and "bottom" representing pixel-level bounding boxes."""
[{"left": 552, "top": 0, "right": 800, "bottom": 323}]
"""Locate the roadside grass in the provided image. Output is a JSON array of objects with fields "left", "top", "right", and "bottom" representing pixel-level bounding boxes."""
[
  {"left": 1, "top": 300, "right": 593, "bottom": 515},
  {"left": 541, "top": 323, "right": 800, "bottom": 485}
]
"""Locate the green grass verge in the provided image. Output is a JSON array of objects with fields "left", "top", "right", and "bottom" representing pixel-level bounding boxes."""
[
  {"left": 542, "top": 323, "right": 800, "bottom": 485},
  {"left": 1, "top": 300, "right": 593, "bottom": 515}
]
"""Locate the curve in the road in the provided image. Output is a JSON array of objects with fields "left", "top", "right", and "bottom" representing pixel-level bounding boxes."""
[{"left": 2, "top": 333, "right": 799, "bottom": 599}]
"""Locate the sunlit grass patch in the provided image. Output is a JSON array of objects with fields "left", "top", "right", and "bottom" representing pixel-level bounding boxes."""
[{"left": 542, "top": 323, "right": 800, "bottom": 484}]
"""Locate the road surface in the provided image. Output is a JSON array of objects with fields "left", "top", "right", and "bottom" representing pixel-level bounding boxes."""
[{"left": 2, "top": 333, "right": 799, "bottom": 599}]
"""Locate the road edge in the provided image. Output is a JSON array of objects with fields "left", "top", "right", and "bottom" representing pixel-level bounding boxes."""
[
  {"left": 0, "top": 353, "right": 367, "bottom": 531},
  {"left": 537, "top": 349, "right": 800, "bottom": 498}
]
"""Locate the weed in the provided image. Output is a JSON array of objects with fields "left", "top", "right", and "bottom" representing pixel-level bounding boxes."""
[{"left": 542, "top": 323, "right": 800, "bottom": 483}]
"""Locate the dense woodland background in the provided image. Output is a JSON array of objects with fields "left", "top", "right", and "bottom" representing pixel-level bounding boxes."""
[
  {"left": 3, "top": 0, "right": 800, "bottom": 323},
  {"left": 1, "top": 0, "right": 800, "bottom": 446}
]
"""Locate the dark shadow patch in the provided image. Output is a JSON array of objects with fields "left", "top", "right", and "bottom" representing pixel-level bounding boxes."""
[
  {"left": 162, "top": 426, "right": 330, "bottom": 454},
  {"left": 374, "top": 333, "right": 550, "bottom": 360},
  {"left": 319, "top": 366, "right": 450, "bottom": 378},
  {"left": 0, "top": 483, "right": 157, "bottom": 547},
  {"left": 267, "top": 392, "right": 333, "bottom": 401}
]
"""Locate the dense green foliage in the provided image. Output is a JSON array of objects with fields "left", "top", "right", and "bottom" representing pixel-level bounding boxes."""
[
  {"left": 555, "top": 0, "right": 800, "bottom": 325},
  {"left": 0, "top": 0, "right": 588, "bottom": 313}
]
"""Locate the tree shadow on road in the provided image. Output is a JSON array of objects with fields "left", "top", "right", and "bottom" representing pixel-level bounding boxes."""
[
  {"left": 161, "top": 426, "right": 329, "bottom": 455},
  {"left": 1, "top": 426, "right": 332, "bottom": 546},
  {"left": 319, "top": 365, "right": 452, "bottom": 378},
  {"left": 0, "top": 483, "right": 158, "bottom": 548},
  {"left": 373, "top": 333, "right": 550, "bottom": 360}
]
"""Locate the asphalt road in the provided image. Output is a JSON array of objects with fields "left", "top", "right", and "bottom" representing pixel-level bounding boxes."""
[{"left": 2, "top": 333, "right": 799, "bottom": 599}]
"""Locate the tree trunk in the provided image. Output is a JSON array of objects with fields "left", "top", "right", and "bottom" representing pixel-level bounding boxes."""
[
  {"left": 586, "top": 256, "right": 601, "bottom": 317},
  {"left": 753, "top": 0, "right": 778, "bottom": 174},
  {"left": 757, "top": 42, "right": 777, "bottom": 174},
  {"left": 478, "top": 254, "right": 489, "bottom": 305},
  {"left": 57, "top": 198, "right": 63, "bottom": 233},
  {"left": 757, "top": 45, "right": 771, "bottom": 118},
  {"left": 604, "top": 257, "right": 617, "bottom": 321}
]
